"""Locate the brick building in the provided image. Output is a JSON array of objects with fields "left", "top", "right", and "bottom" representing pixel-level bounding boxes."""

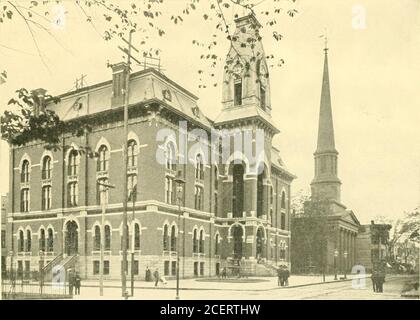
[
  {"left": 355, "top": 221, "right": 392, "bottom": 272},
  {"left": 5, "top": 14, "right": 295, "bottom": 280},
  {"left": 1, "top": 194, "right": 7, "bottom": 274}
]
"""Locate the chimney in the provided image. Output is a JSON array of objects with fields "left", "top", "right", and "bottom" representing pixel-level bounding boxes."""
[
  {"left": 111, "top": 62, "right": 129, "bottom": 108},
  {"left": 31, "top": 88, "right": 47, "bottom": 117}
]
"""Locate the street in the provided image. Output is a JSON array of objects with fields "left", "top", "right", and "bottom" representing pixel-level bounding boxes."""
[{"left": 71, "top": 275, "right": 418, "bottom": 300}]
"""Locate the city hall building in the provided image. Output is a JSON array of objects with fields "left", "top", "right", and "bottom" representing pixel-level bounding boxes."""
[{"left": 5, "top": 15, "right": 295, "bottom": 280}]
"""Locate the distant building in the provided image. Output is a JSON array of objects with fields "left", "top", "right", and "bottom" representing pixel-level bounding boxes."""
[
  {"left": 291, "top": 45, "right": 360, "bottom": 274},
  {"left": 1, "top": 194, "right": 7, "bottom": 274},
  {"left": 355, "top": 221, "right": 391, "bottom": 272}
]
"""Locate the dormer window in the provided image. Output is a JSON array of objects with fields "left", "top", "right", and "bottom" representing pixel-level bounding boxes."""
[{"left": 234, "top": 79, "right": 242, "bottom": 106}]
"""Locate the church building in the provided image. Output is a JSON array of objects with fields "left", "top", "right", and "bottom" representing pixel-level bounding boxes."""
[{"left": 5, "top": 14, "right": 295, "bottom": 280}]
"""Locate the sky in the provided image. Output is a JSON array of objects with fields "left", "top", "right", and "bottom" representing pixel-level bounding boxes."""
[{"left": 1, "top": 0, "right": 420, "bottom": 224}]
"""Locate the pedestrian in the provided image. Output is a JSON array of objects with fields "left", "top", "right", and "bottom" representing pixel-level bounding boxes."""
[
  {"left": 284, "top": 266, "right": 290, "bottom": 286},
  {"left": 371, "top": 270, "right": 377, "bottom": 293},
  {"left": 376, "top": 271, "right": 385, "bottom": 293},
  {"left": 145, "top": 266, "right": 151, "bottom": 282},
  {"left": 74, "top": 273, "right": 81, "bottom": 295},
  {"left": 153, "top": 269, "right": 160, "bottom": 287},
  {"left": 221, "top": 267, "right": 227, "bottom": 279}
]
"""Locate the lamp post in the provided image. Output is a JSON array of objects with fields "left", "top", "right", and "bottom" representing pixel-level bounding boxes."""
[
  {"left": 343, "top": 251, "right": 348, "bottom": 279},
  {"left": 334, "top": 249, "right": 338, "bottom": 280},
  {"left": 97, "top": 180, "right": 115, "bottom": 297},
  {"left": 174, "top": 171, "right": 185, "bottom": 300},
  {"left": 129, "top": 185, "right": 137, "bottom": 297}
]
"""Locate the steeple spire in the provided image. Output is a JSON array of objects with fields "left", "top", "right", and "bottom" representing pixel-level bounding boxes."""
[
  {"left": 311, "top": 46, "right": 341, "bottom": 203},
  {"left": 315, "top": 46, "right": 336, "bottom": 154}
]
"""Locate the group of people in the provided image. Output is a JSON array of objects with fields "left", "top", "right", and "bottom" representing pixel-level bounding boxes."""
[
  {"left": 371, "top": 269, "right": 386, "bottom": 293},
  {"left": 68, "top": 269, "right": 82, "bottom": 295},
  {"left": 277, "top": 265, "right": 290, "bottom": 287}
]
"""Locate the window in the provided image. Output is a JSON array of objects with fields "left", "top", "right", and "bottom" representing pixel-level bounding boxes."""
[
  {"left": 164, "top": 261, "right": 170, "bottom": 276},
  {"left": 26, "top": 230, "right": 31, "bottom": 252},
  {"left": 134, "top": 223, "right": 140, "bottom": 250},
  {"left": 281, "top": 213, "right": 286, "bottom": 230},
  {"left": 257, "top": 167, "right": 265, "bottom": 218},
  {"left": 214, "top": 192, "right": 218, "bottom": 216},
  {"left": 193, "top": 262, "right": 199, "bottom": 276},
  {"left": 194, "top": 186, "right": 204, "bottom": 210},
  {"left": 215, "top": 234, "right": 220, "bottom": 255},
  {"left": 18, "top": 230, "right": 24, "bottom": 252},
  {"left": 165, "top": 142, "right": 176, "bottom": 171},
  {"left": 260, "top": 86, "right": 266, "bottom": 110},
  {"left": 127, "top": 174, "right": 137, "bottom": 202},
  {"left": 127, "top": 139, "right": 138, "bottom": 168},
  {"left": 234, "top": 80, "right": 242, "bottom": 106},
  {"left": 93, "top": 261, "right": 100, "bottom": 275},
  {"left": 17, "top": 261, "right": 23, "bottom": 278},
  {"left": 195, "top": 154, "right": 204, "bottom": 180},
  {"left": 94, "top": 225, "right": 101, "bottom": 251},
  {"left": 97, "top": 145, "right": 109, "bottom": 172},
  {"left": 104, "top": 261, "right": 110, "bottom": 275},
  {"left": 97, "top": 178, "right": 109, "bottom": 205},
  {"left": 68, "top": 182, "right": 78, "bottom": 207},
  {"left": 104, "top": 225, "right": 111, "bottom": 251},
  {"left": 170, "top": 225, "right": 176, "bottom": 251},
  {"left": 42, "top": 185, "right": 52, "bottom": 210},
  {"left": 47, "top": 228, "right": 54, "bottom": 252},
  {"left": 232, "top": 164, "right": 244, "bottom": 218},
  {"left": 214, "top": 167, "right": 218, "bottom": 191},
  {"left": 24, "top": 261, "right": 30, "bottom": 279},
  {"left": 39, "top": 229, "right": 46, "bottom": 252},
  {"left": 165, "top": 176, "right": 174, "bottom": 204},
  {"left": 199, "top": 230, "right": 204, "bottom": 254},
  {"left": 42, "top": 156, "right": 52, "bottom": 180},
  {"left": 193, "top": 229, "right": 198, "bottom": 253},
  {"left": 281, "top": 191, "right": 286, "bottom": 209},
  {"left": 171, "top": 261, "right": 176, "bottom": 276},
  {"left": 20, "top": 189, "right": 30, "bottom": 212},
  {"left": 163, "top": 224, "right": 169, "bottom": 251},
  {"left": 68, "top": 150, "right": 79, "bottom": 176},
  {"left": 21, "top": 160, "right": 30, "bottom": 183}
]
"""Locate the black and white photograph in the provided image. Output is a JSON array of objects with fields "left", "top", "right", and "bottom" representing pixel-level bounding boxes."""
[{"left": 0, "top": 0, "right": 419, "bottom": 303}]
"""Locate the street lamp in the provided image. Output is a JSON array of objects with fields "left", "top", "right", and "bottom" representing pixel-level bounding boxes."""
[
  {"left": 343, "top": 251, "right": 348, "bottom": 279},
  {"left": 334, "top": 249, "right": 339, "bottom": 280},
  {"left": 97, "top": 180, "right": 115, "bottom": 297},
  {"left": 174, "top": 170, "right": 185, "bottom": 300}
]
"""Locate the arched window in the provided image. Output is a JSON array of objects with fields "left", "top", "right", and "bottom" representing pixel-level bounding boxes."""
[
  {"left": 127, "top": 139, "right": 138, "bottom": 168},
  {"left": 199, "top": 229, "right": 204, "bottom": 254},
  {"left": 127, "top": 174, "right": 137, "bottom": 202},
  {"left": 165, "top": 142, "right": 176, "bottom": 171},
  {"left": 68, "top": 182, "right": 78, "bottom": 207},
  {"left": 134, "top": 223, "right": 140, "bottom": 250},
  {"left": 170, "top": 225, "right": 176, "bottom": 251},
  {"left": 39, "top": 229, "right": 46, "bottom": 252},
  {"left": 232, "top": 164, "right": 244, "bottom": 218},
  {"left": 18, "top": 230, "right": 24, "bottom": 252},
  {"left": 193, "top": 229, "right": 198, "bottom": 253},
  {"left": 94, "top": 225, "right": 101, "bottom": 251},
  {"left": 42, "top": 185, "right": 52, "bottom": 210},
  {"left": 26, "top": 230, "right": 32, "bottom": 252},
  {"left": 68, "top": 150, "right": 79, "bottom": 176},
  {"left": 215, "top": 234, "right": 220, "bottom": 255},
  {"left": 234, "top": 78, "right": 242, "bottom": 106},
  {"left": 42, "top": 156, "right": 52, "bottom": 180},
  {"left": 20, "top": 188, "right": 30, "bottom": 212},
  {"left": 194, "top": 186, "right": 203, "bottom": 210},
  {"left": 21, "top": 160, "right": 30, "bottom": 183},
  {"left": 104, "top": 225, "right": 111, "bottom": 251},
  {"left": 47, "top": 228, "right": 54, "bottom": 252},
  {"left": 195, "top": 154, "right": 204, "bottom": 180},
  {"left": 163, "top": 224, "right": 169, "bottom": 251},
  {"left": 281, "top": 191, "right": 286, "bottom": 209},
  {"left": 97, "top": 145, "right": 109, "bottom": 172}
]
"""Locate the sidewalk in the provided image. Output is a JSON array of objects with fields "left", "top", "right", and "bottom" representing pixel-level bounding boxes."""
[{"left": 79, "top": 274, "right": 368, "bottom": 292}]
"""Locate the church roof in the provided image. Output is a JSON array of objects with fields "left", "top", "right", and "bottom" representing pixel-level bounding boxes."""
[{"left": 315, "top": 49, "right": 337, "bottom": 154}]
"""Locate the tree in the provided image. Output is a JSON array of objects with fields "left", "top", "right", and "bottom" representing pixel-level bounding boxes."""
[{"left": 1, "top": 0, "right": 298, "bottom": 150}]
